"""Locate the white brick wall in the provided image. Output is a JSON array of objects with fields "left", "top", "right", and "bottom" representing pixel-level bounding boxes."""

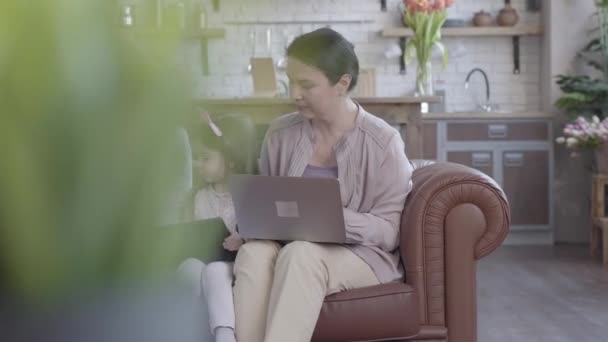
[{"left": 182, "top": 0, "right": 542, "bottom": 112}]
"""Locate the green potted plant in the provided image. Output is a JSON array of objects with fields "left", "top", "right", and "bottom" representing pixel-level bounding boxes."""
[
  {"left": 556, "top": 116, "right": 608, "bottom": 171},
  {"left": 555, "top": 1, "right": 608, "bottom": 173},
  {"left": 555, "top": 75, "right": 608, "bottom": 119},
  {"left": 555, "top": 1, "right": 608, "bottom": 119}
]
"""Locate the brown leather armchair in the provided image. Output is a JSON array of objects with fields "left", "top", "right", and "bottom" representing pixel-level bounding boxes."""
[{"left": 311, "top": 160, "right": 510, "bottom": 342}]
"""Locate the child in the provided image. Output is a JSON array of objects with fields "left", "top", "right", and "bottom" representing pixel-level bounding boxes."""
[{"left": 177, "top": 112, "right": 255, "bottom": 342}]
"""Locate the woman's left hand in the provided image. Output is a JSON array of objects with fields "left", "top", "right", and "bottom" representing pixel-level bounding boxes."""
[{"left": 223, "top": 232, "right": 244, "bottom": 252}]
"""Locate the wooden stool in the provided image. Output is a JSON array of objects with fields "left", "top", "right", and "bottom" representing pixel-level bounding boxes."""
[
  {"left": 591, "top": 174, "right": 608, "bottom": 258},
  {"left": 592, "top": 217, "right": 608, "bottom": 265},
  {"left": 591, "top": 174, "right": 608, "bottom": 217}
]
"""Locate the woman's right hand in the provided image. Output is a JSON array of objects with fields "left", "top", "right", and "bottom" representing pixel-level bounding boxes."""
[{"left": 223, "top": 232, "right": 244, "bottom": 252}]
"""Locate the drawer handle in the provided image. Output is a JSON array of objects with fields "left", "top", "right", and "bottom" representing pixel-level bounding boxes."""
[
  {"left": 472, "top": 152, "right": 491, "bottom": 168},
  {"left": 488, "top": 124, "right": 508, "bottom": 139},
  {"left": 504, "top": 152, "right": 524, "bottom": 167}
]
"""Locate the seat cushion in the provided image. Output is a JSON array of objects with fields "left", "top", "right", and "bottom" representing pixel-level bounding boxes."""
[{"left": 312, "top": 283, "right": 419, "bottom": 342}]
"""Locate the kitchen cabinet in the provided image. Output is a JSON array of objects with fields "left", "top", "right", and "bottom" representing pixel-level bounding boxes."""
[
  {"left": 422, "top": 122, "right": 437, "bottom": 160},
  {"left": 447, "top": 150, "right": 494, "bottom": 177},
  {"left": 446, "top": 122, "right": 548, "bottom": 141},
  {"left": 423, "top": 116, "right": 554, "bottom": 244},
  {"left": 502, "top": 150, "right": 550, "bottom": 225}
]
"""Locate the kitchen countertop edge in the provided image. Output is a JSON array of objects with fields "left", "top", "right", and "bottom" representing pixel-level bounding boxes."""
[
  {"left": 422, "top": 111, "right": 554, "bottom": 120},
  {"left": 196, "top": 96, "right": 442, "bottom": 105}
]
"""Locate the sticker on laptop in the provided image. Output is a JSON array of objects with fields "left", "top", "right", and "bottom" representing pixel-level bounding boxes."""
[{"left": 275, "top": 201, "right": 300, "bottom": 218}]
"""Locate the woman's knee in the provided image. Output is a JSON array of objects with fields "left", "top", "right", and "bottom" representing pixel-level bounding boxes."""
[
  {"left": 277, "top": 241, "right": 323, "bottom": 265},
  {"left": 274, "top": 242, "right": 328, "bottom": 285},
  {"left": 234, "top": 240, "right": 280, "bottom": 272}
]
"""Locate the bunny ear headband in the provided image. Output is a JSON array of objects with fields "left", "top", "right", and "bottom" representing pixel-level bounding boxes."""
[{"left": 201, "top": 111, "right": 223, "bottom": 137}]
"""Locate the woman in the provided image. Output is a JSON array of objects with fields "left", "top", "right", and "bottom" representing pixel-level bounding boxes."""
[{"left": 233, "top": 28, "right": 413, "bottom": 342}]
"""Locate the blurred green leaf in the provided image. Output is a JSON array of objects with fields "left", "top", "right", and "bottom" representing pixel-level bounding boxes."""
[{"left": 1, "top": 0, "right": 194, "bottom": 304}]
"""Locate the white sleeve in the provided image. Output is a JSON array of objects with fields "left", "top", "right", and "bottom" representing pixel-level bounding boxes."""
[{"left": 194, "top": 190, "right": 215, "bottom": 221}]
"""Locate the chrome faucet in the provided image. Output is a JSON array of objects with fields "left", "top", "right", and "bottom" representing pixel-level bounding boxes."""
[{"left": 464, "top": 68, "right": 493, "bottom": 112}]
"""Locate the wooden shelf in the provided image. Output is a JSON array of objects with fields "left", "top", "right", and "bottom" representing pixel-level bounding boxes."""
[
  {"left": 224, "top": 19, "right": 374, "bottom": 25},
  {"left": 133, "top": 27, "right": 225, "bottom": 39},
  {"left": 381, "top": 25, "right": 542, "bottom": 38},
  {"left": 384, "top": 25, "right": 542, "bottom": 75}
]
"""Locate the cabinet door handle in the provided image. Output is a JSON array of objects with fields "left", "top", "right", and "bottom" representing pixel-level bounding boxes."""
[
  {"left": 472, "top": 152, "right": 492, "bottom": 168},
  {"left": 488, "top": 124, "right": 508, "bottom": 139},
  {"left": 504, "top": 152, "right": 524, "bottom": 167}
]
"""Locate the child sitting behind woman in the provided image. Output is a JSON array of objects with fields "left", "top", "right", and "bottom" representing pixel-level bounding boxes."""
[{"left": 178, "top": 112, "right": 256, "bottom": 342}]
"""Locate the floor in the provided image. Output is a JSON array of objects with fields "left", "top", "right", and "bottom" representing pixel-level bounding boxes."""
[{"left": 477, "top": 245, "right": 608, "bottom": 342}]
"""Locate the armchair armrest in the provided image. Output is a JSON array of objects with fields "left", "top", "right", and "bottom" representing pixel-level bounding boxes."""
[{"left": 399, "top": 161, "right": 510, "bottom": 342}]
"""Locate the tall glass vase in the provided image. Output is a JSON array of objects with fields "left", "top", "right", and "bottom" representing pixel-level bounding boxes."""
[{"left": 416, "top": 61, "right": 433, "bottom": 96}]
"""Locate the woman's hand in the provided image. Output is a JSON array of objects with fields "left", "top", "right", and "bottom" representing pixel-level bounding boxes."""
[{"left": 223, "top": 232, "right": 244, "bottom": 252}]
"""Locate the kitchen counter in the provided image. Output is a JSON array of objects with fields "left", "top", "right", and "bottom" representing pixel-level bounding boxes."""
[
  {"left": 196, "top": 96, "right": 437, "bottom": 159},
  {"left": 198, "top": 96, "right": 441, "bottom": 106},
  {"left": 422, "top": 111, "right": 554, "bottom": 120}
]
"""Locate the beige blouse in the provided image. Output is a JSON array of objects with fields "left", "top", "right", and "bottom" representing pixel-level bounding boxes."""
[{"left": 259, "top": 106, "right": 413, "bottom": 283}]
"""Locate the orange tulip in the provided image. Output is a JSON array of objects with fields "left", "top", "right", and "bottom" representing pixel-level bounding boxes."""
[
  {"left": 432, "top": 0, "right": 445, "bottom": 11},
  {"left": 405, "top": 0, "right": 431, "bottom": 13},
  {"left": 405, "top": 0, "right": 454, "bottom": 13}
]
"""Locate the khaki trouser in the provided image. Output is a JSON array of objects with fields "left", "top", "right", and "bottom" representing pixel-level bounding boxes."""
[{"left": 233, "top": 240, "right": 380, "bottom": 342}]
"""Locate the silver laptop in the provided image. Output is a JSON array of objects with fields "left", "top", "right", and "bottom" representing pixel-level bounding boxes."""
[{"left": 228, "top": 175, "right": 346, "bottom": 243}]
